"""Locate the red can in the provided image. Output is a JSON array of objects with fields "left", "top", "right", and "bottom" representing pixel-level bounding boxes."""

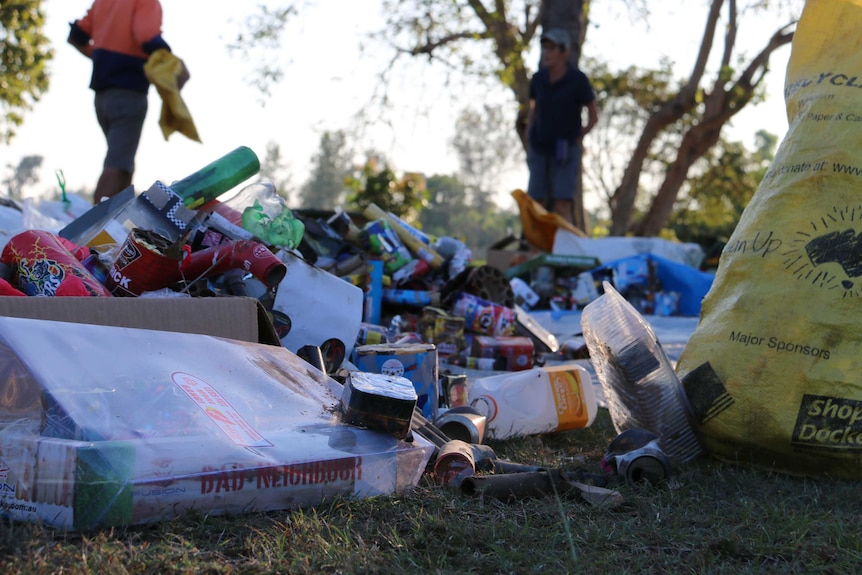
[
  {"left": 105, "top": 228, "right": 182, "bottom": 297},
  {"left": 106, "top": 228, "right": 287, "bottom": 297}
]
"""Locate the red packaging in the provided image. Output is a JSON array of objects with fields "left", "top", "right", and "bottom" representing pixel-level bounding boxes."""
[
  {"left": 106, "top": 228, "right": 287, "bottom": 297},
  {"left": 180, "top": 239, "right": 286, "bottom": 288},
  {"left": 470, "top": 335, "right": 534, "bottom": 372},
  {"left": 392, "top": 258, "right": 430, "bottom": 286},
  {"left": 1, "top": 230, "right": 112, "bottom": 297},
  {"left": 105, "top": 228, "right": 182, "bottom": 297}
]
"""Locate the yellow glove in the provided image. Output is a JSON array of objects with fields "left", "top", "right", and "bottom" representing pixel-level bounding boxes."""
[{"left": 144, "top": 49, "right": 201, "bottom": 142}]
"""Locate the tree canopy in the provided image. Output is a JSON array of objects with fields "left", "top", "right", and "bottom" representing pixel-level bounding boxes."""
[
  {"left": 0, "top": 1, "right": 52, "bottom": 145},
  {"left": 380, "top": 0, "right": 798, "bottom": 235},
  {"left": 226, "top": 0, "right": 804, "bottom": 240}
]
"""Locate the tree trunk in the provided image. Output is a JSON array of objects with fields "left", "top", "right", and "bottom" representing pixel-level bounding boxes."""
[
  {"left": 634, "top": 125, "right": 723, "bottom": 237},
  {"left": 608, "top": 0, "right": 725, "bottom": 236},
  {"left": 608, "top": 112, "right": 684, "bottom": 236},
  {"left": 609, "top": 0, "right": 794, "bottom": 237},
  {"left": 541, "top": 0, "right": 586, "bottom": 63}
]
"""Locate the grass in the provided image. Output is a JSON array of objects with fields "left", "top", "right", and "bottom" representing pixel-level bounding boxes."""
[{"left": 2, "top": 408, "right": 862, "bottom": 574}]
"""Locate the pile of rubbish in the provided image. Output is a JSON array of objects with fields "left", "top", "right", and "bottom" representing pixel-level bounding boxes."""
[{"left": 0, "top": 146, "right": 705, "bottom": 530}]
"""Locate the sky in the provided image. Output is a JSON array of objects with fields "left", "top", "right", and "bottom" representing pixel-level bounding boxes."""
[{"left": 1, "top": 1, "right": 797, "bottom": 211}]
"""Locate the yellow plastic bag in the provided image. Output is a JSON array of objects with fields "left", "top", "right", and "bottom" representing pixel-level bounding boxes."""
[
  {"left": 677, "top": 0, "right": 862, "bottom": 478},
  {"left": 511, "top": 189, "right": 586, "bottom": 253},
  {"left": 144, "top": 49, "right": 201, "bottom": 142}
]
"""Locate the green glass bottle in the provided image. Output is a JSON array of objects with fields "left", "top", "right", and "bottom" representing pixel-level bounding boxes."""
[{"left": 171, "top": 146, "right": 261, "bottom": 208}]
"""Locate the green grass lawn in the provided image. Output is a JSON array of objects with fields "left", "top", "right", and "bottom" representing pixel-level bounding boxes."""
[{"left": 2, "top": 408, "right": 861, "bottom": 575}]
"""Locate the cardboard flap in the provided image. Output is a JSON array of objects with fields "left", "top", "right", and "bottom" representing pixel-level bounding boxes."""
[{"left": 0, "top": 296, "right": 272, "bottom": 344}]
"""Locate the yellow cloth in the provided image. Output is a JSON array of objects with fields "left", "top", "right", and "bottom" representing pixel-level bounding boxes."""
[
  {"left": 144, "top": 49, "right": 201, "bottom": 142},
  {"left": 511, "top": 189, "right": 586, "bottom": 253}
]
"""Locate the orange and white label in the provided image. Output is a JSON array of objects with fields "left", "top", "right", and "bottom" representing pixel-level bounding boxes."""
[
  {"left": 172, "top": 372, "right": 272, "bottom": 448},
  {"left": 548, "top": 369, "right": 587, "bottom": 431}
]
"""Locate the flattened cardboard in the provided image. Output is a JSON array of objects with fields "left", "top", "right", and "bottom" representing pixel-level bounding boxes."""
[
  {"left": 485, "top": 234, "right": 540, "bottom": 272},
  {"left": 0, "top": 296, "right": 280, "bottom": 345}
]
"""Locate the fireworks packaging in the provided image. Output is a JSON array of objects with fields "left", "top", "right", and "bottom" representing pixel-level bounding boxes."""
[
  {"left": 451, "top": 292, "right": 516, "bottom": 337},
  {"left": 1, "top": 230, "right": 111, "bottom": 297},
  {"left": 105, "top": 228, "right": 285, "bottom": 297},
  {"left": 470, "top": 335, "right": 535, "bottom": 372}
]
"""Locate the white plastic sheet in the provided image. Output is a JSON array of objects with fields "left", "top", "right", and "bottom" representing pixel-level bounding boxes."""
[{"left": 0, "top": 316, "right": 433, "bottom": 529}]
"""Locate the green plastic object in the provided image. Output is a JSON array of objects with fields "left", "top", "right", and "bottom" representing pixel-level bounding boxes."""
[
  {"left": 504, "top": 253, "right": 601, "bottom": 279},
  {"left": 171, "top": 146, "right": 261, "bottom": 208},
  {"left": 241, "top": 200, "right": 306, "bottom": 249}
]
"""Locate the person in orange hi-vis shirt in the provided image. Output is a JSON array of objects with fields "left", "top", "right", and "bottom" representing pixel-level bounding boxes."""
[{"left": 68, "top": 0, "right": 189, "bottom": 204}]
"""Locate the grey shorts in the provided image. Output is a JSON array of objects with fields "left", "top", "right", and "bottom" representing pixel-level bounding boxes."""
[
  {"left": 95, "top": 88, "right": 148, "bottom": 172},
  {"left": 527, "top": 143, "right": 582, "bottom": 205}
]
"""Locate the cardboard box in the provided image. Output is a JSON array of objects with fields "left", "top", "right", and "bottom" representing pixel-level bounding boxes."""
[
  {"left": 419, "top": 307, "right": 465, "bottom": 357},
  {"left": 0, "top": 296, "right": 280, "bottom": 345},
  {"left": 485, "top": 235, "right": 540, "bottom": 273}
]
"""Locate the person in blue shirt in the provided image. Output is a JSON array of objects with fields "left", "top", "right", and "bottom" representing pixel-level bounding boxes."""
[{"left": 526, "top": 28, "right": 599, "bottom": 226}]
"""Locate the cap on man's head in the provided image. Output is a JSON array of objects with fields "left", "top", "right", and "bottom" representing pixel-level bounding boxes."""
[{"left": 541, "top": 28, "right": 571, "bottom": 52}]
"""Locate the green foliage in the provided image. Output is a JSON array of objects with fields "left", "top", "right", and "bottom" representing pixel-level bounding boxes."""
[
  {"left": 417, "top": 174, "right": 468, "bottom": 236},
  {"left": 584, "top": 58, "right": 686, "bottom": 204},
  {"left": 345, "top": 157, "right": 428, "bottom": 221},
  {"left": 419, "top": 173, "right": 519, "bottom": 257},
  {"left": 382, "top": 0, "right": 517, "bottom": 82},
  {"left": 0, "top": 1, "right": 52, "bottom": 144},
  {"left": 669, "top": 131, "right": 777, "bottom": 245},
  {"left": 587, "top": 57, "right": 679, "bottom": 114},
  {"left": 451, "top": 103, "right": 523, "bottom": 209},
  {"left": 297, "top": 131, "right": 353, "bottom": 210},
  {"left": 585, "top": 51, "right": 781, "bottom": 240}
]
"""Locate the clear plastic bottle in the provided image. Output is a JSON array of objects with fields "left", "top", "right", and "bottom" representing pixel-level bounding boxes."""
[
  {"left": 580, "top": 281, "right": 702, "bottom": 463},
  {"left": 467, "top": 364, "right": 597, "bottom": 440}
]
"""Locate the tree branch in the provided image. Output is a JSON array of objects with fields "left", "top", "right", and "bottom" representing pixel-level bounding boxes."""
[
  {"left": 467, "top": 0, "right": 493, "bottom": 28},
  {"left": 633, "top": 18, "right": 796, "bottom": 236},
  {"left": 679, "top": 0, "right": 725, "bottom": 103},
  {"left": 407, "top": 30, "right": 488, "bottom": 56},
  {"left": 719, "top": 0, "right": 737, "bottom": 70}
]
